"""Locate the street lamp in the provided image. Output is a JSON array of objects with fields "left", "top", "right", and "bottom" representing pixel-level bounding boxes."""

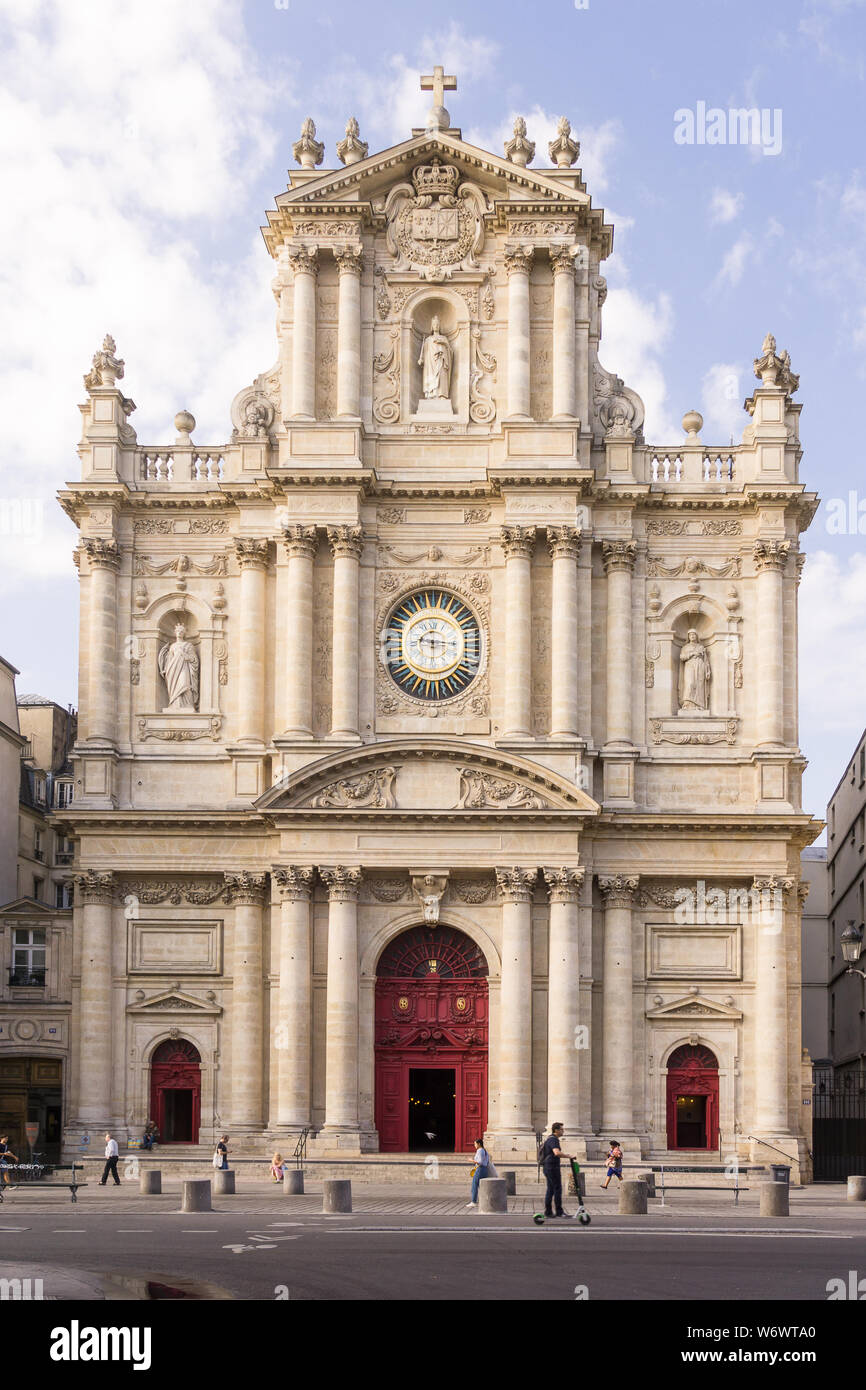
[{"left": 841, "top": 921, "right": 866, "bottom": 979}]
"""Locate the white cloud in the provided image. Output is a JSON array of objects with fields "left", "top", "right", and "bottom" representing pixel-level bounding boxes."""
[
  {"left": 714, "top": 233, "right": 754, "bottom": 289},
  {"left": 701, "top": 363, "right": 745, "bottom": 443},
  {"left": 465, "top": 105, "right": 621, "bottom": 195},
  {"left": 800, "top": 550, "right": 866, "bottom": 735},
  {"left": 708, "top": 188, "right": 744, "bottom": 225},
  {"left": 600, "top": 286, "right": 679, "bottom": 442}
]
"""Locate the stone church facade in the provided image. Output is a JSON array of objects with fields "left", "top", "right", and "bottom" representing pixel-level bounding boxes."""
[{"left": 55, "top": 76, "right": 819, "bottom": 1171}]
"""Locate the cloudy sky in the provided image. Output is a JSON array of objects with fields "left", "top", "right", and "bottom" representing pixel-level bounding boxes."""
[{"left": 1, "top": 0, "right": 864, "bottom": 826}]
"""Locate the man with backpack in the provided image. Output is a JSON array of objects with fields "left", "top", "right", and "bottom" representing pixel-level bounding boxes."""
[{"left": 539, "top": 1122, "right": 573, "bottom": 1218}]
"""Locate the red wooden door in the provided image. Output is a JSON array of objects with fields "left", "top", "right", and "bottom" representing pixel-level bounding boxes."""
[
  {"left": 149, "top": 1039, "right": 201, "bottom": 1144},
  {"left": 665, "top": 1044, "right": 719, "bottom": 1150},
  {"left": 374, "top": 926, "right": 488, "bottom": 1153}
]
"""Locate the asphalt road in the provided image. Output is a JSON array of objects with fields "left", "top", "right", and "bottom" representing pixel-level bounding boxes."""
[{"left": 1, "top": 1194, "right": 864, "bottom": 1301}]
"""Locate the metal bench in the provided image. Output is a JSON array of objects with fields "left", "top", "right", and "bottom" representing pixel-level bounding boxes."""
[
  {"left": 0, "top": 1163, "right": 87, "bottom": 1204},
  {"left": 650, "top": 1164, "right": 751, "bottom": 1206}
]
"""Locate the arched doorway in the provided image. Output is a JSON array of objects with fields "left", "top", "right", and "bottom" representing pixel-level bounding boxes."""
[
  {"left": 375, "top": 925, "right": 488, "bottom": 1153},
  {"left": 665, "top": 1043, "right": 719, "bottom": 1150},
  {"left": 149, "top": 1039, "right": 201, "bottom": 1144}
]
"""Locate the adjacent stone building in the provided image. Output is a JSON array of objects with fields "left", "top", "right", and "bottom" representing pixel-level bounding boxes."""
[{"left": 55, "top": 75, "right": 820, "bottom": 1171}]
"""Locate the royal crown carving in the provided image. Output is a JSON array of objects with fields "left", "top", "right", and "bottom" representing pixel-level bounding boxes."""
[{"left": 384, "top": 160, "right": 486, "bottom": 278}]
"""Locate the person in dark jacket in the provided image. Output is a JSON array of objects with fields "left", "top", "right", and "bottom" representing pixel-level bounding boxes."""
[{"left": 540, "top": 1122, "right": 573, "bottom": 1218}]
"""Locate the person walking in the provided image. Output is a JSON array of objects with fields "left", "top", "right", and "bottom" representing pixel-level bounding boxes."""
[
  {"left": 465, "top": 1138, "right": 492, "bottom": 1209},
  {"left": 600, "top": 1139, "right": 624, "bottom": 1189},
  {"left": 0, "top": 1136, "right": 19, "bottom": 1186},
  {"left": 540, "top": 1122, "right": 573, "bottom": 1218},
  {"left": 100, "top": 1132, "right": 121, "bottom": 1187},
  {"left": 215, "top": 1134, "right": 229, "bottom": 1170}
]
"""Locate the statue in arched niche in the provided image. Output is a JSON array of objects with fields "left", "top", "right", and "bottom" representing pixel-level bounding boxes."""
[
  {"left": 678, "top": 629, "right": 712, "bottom": 712},
  {"left": 159, "top": 622, "right": 200, "bottom": 711},
  {"left": 418, "top": 316, "right": 452, "bottom": 400}
]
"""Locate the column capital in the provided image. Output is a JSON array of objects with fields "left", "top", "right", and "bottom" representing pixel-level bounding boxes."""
[
  {"left": 287, "top": 244, "right": 319, "bottom": 277},
  {"left": 543, "top": 866, "right": 585, "bottom": 903},
  {"left": 598, "top": 874, "right": 640, "bottom": 907},
  {"left": 752, "top": 874, "right": 796, "bottom": 896},
  {"left": 547, "top": 524, "right": 582, "bottom": 560},
  {"left": 320, "top": 866, "right": 362, "bottom": 902},
  {"left": 753, "top": 539, "right": 791, "bottom": 573},
  {"left": 496, "top": 866, "right": 537, "bottom": 903},
  {"left": 224, "top": 870, "right": 269, "bottom": 905},
  {"left": 234, "top": 538, "right": 270, "bottom": 570},
  {"left": 601, "top": 539, "right": 637, "bottom": 574},
  {"left": 499, "top": 524, "right": 536, "bottom": 559},
  {"left": 282, "top": 524, "right": 318, "bottom": 559},
  {"left": 797, "top": 880, "right": 810, "bottom": 905},
  {"left": 74, "top": 870, "right": 117, "bottom": 904},
  {"left": 550, "top": 245, "right": 577, "bottom": 277},
  {"left": 327, "top": 525, "right": 363, "bottom": 559},
  {"left": 80, "top": 537, "right": 121, "bottom": 571},
  {"left": 334, "top": 245, "right": 363, "bottom": 277},
  {"left": 273, "top": 866, "right": 315, "bottom": 902},
  {"left": 504, "top": 245, "right": 534, "bottom": 276}
]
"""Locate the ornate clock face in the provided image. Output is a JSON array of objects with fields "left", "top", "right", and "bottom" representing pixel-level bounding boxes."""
[{"left": 386, "top": 589, "right": 480, "bottom": 701}]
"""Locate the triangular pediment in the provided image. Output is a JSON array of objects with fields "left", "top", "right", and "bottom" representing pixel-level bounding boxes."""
[
  {"left": 646, "top": 993, "right": 742, "bottom": 1022},
  {"left": 127, "top": 989, "right": 221, "bottom": 1016},
  {"left": 0, "top": 897, "right": 68, "bottom": 918},
  {"left": 257, "top": 739, "right": 600, "bottom": 817}
]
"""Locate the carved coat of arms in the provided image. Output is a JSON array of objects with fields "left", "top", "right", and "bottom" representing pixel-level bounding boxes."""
[{"left": 383, "top": 160, "right": 486, "bottom": 279}]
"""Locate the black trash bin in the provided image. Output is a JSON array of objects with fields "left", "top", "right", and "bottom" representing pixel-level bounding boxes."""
[{"left": 770, "top": 1164, "right": 791, "bottom": 1184}]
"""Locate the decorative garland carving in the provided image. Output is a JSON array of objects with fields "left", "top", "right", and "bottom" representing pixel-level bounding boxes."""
[
  {"left": 468, "top": 327, "right": 496, "bottom": 423},
  {"left": 134, "top": 553, "right": 227, "bottom": 577},
  {"left": 455, "top": 768, "right": 550, "bottom": 810},
  {"left": 373, "top": 329, "right": 400, "bottom": 423},
  {"left": 308, "top": 767, "right": 397, "bottom": 810},
  {"left": 650, "top": 718, "right": 738, "bottom": 745},
  {"left": 646, "top": 555, "right": 741, "bottom": 580},
  {"left": 368, "top": 876, "right": 409, "bottom": 902},
  {"left": 121, "top": 878, "right": 230, "bottom": 905},
  {"left": 451, "top": 877, "right": 494, "bottom": 904}
]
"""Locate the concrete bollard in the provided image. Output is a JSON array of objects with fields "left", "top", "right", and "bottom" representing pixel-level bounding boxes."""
[
  {"left": 618, "top": 1180, "right": 648, "bottom": 1215},
  {"left": 140, "top": 1170, "right": 161, "bottom": 1195},
  {"left": 323, "top": 1179, "right": 352, "bottom": 1214},
  {"left": 478, "top": 1177, "right": 508, "bottom": 1213},
  {"left": 847, "top": 1175, "right": 866, "bottom": 1202},
  {"left": 759, "top": 1181, "right": 789, "bottom": 1217},
  {"left": 637, "top": 1171, "right": 656, "bottom": 1198},
  {"left": 501, "top": 1170, "right": 517, "bottom": 1196},
  {"left": 284, "top": 1169, "right": 304, "bottom": 1194},
  {"left": 181, "top": 1179, "right": 212, "bottom": 1213},
  {"left": 213, "top": 1169, "right": 235, "bottom": 1196}
]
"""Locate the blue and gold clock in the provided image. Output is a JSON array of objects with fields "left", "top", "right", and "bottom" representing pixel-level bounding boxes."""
[{"left": 386, "top": 589, "right": 480, "bottom": 701}]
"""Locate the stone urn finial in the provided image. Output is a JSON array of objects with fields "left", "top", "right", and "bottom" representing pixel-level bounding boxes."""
[
  {"left": 505, "top": 116, "right": 535, "bottom": 167},
  {"left": 174, "top": 410, "right": 195, "bottom": 442},
  {"left": 293, "top": 117, "right": 325, "bottom": 169},
  {"left": 682, "top": 410, "right": 703, "bottom": 438}
]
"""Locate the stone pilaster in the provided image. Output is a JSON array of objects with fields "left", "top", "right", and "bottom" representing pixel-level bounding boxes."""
[
  {"left": 335, "top": 247, "right": 363, "bottom": 419},
  {"left": 599, "top": 874, "right": 639, "bottom": 1134},
  {"left": 601, "top": 541, "right": 636, "bottom": 746},
  {"left": 548, "top": 526, "right": 581, "bottom": 738},
  {"left": 74, "top": 871, "right": 116, "bottom": 1131},
  {"left": 320, "top": 866, "right": 363, "bottom": 1141},
  {"left": 544, "top": 867, "right": 585, "bottom": 1131},
  {"left": 327, "top": 527, "right": 363, "bottom": 739},
  {"left": 500, "top": 526, "right": 535, "bottom": 738},
  {"left": 273, "top": 866, "right": 316, "bottom": 1129},
  {"left": 234, "top": 540, "right": 270, "bottom": 745},
  {"left": 550, "top": 247, "right": 577, "bottom": 419},
  {"left": 504, "top": 247, "right": 533, "bottom": 418},
  {"left": 81, "top": 538, "right": 120, "bottom": 744},
  {"left": 282, "top": 526, "right": 317, "bottom": 737},
  {"left": 753, "top": 540, "right": 790, "bottom": 748},
  {"left": 288, "top": 246, "right": 318, "bottom": 419},
  {"left": 493, "top": 867, "right": 537, "bottom": 1146},
  {"left": 752, "top": 875, "right": 795, "bottom": 1136},
  {"left": 225, "top": 871, "right": 268, "bottom": 1132}
]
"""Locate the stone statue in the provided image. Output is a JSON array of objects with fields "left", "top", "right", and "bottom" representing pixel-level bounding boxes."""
[
  {"left": 418, "top": 316, "right": 452, "bottom": 400},
  {"left": 420, "top": 894, "right": 441, "bottom": 925},
  {"left": 158, "top": 623, "right": 200, "bottom": 711},
  {"left": 678, "top": 629, "right": 712, "bottom": 712}
]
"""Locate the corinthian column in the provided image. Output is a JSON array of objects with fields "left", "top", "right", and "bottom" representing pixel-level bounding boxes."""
[
  {"left": 335, "top": 246, "right": 362, "bottom": 419},
  {"left": 282, "top": 526, "right": 317, "bottom": 737},
  {"left": 753, "top": 875, "right": 794, "bottom": 1134},
  {"left": 273, "top": 866, "right": 315, "bottom": 1129},
  {"left": 500, "top": 526, "right": 535, "bottom": 737},
  {"left": 288, "top": 246, "right": 318, "bottom": 419},
  {"left": 544, "top": 867, "right": 584, "bottom": 1130},
  {"left": 550, "top": 247, "right": 577, "bottom": 419},
  {"left": 599, "top": 874, "right": 639, "bottom": 1132},
  {"left": 601, "top": 541, "right": 637, "bottom": 746},
  {"left": 495, "top": 867, "right": 537, "bottom": 1142},
  {"left": 74, "top": 871, "right": 116, "bottom": 1130},
  {"left": 320, "top": 866, "right": 363, "bottom": 1138},
  {"left": 225, "top": 871, "right": 268, "bottom": 1131},
  {"left": 548, "top": 526, "right": 581, "bottom": 738},
  {"left": 82, "top": 539, "right": 120, "bottom": 743},
  {"left": 328, "top": 526, "right": 363, "bottom": 739},
  {"left": 234, "top": 540, "right": 269, "bottom": 745},
  {"left": 753, "top": 540, "right": 790, "bottom": 748},
  {"left": 504, "top": 247, "right": 533, "bottom": 419}
]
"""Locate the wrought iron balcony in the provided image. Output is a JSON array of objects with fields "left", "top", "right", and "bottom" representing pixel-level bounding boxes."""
[{"left": 8, "top": 968, "right": 46, "bottom": 987}]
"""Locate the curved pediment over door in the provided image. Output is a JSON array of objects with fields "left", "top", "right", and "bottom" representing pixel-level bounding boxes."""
[{"left": 256, "top": 738, "right": 599, "bottom": 819}]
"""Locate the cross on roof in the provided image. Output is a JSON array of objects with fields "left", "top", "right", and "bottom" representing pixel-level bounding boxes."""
[{"left": 421, "top": 65, "right": 456, "bottom": 109}]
